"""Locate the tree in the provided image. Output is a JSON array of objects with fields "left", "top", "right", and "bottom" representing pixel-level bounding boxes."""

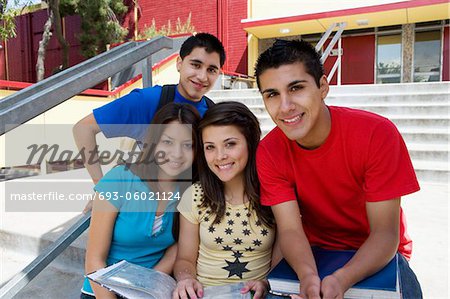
[
  {"left": 0, "top": 0, "right": 21, "bottom": 40},
  {"left": 62, "top": 0, "right": 128, "bottom": 58},
  {"left": 36, "top": 0, "right": 128, "bottom": 81}
]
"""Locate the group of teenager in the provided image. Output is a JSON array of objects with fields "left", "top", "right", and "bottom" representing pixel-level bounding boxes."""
[{"left": 73, "top": 33, "right": 423, "bottom": 299}]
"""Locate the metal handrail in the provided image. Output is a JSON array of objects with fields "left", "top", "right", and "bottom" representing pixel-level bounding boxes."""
[
  {"left": 0, "top": 36, "right": 173, "bottom": 135},
  {"left": 315, "top": 22, "right": 347, "bottom": 85},
  {"left": 0, "top": 213, "right": 91, "bottom": 299},
  {"left": 320, "top": 22, "right": 347, "bottom": 63}
]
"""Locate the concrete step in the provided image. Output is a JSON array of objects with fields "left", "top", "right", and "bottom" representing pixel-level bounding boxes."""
[
  {"left": 407, "top": 143, "right": 449, "bottom": 162},
  {"left": 211, "top": 93, "right": 450, "bottom": 106},
  {"left": 255, "top": 114, "right": 450, "bottom": 135},
  {"left": 340, "top": 104, "right": 449, "bottom": 115},
  {"left": 208, "top": 82, "right": 450, "bottom": 98},
  {"left": 1, "top": 250, "right": 83, "bottom": 299},
  {"left": 412, "top": 160, "right": 449, "bottom": 183}
]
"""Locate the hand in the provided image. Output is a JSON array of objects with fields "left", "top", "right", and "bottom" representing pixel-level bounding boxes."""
[
  {"left": 241, "top": 280, "right": 268, "bottom": 299},
  {"left": 320, "top": 274, "right": 345, "bottom": 299},
  {"left": 172, "top": 278, "right": 204, "bottom": 299},
  {"left": 83, "top": 198, "right": 93, "bottom": 214},
  {"left": 299, "top": 274, "right": 321, "bottom": 299}
]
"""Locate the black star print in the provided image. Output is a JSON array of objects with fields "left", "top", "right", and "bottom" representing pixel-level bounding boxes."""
[
  {"left": 215, "top": 237, "right": 223, "bottom": 244},
  {"left": 225, "top": 228, "right": 233, "bottom": 235},
  {"left": 261, "top": 229, "right": 269, "bottom": 236},
  {"left": 227, "top": 219, "right": 234, "bottom": 226},
  {"left": 204, "top": 217, "right": 210, "bottom": 222},
  {"left": 245, "top": 246, "right": 255, "bottom": 252},
  {"left": 198, "top": 211, "right": 202, "bottom": 215},
  {"left": 242, "top": 229, "right": 251, "bottom": 236},
  {"left": 223, "top": 245, "right": 233, "bottom": 251},
  {"left": 208, "top": 226, "right": 215, "bottom": 233},
  {"left": 233, "top": 238, "right": 243, "bottom": 245},
  {"left": 206, "top": 210, "right": 211, "bottom": 214},
  {"left": 246, "top": 213, "right": 251, "bottom": 217},
  {"left": 253, "top": 239, "right": 262, "bottom": 247},
  {"left": 226, "top": 211, "right": 231, "bottom": 216},
  {"left": 255, "top": 220, "right": 262, "bottom": 226},
  {"left": 235, "top": 212, "right": 241, "bottom": 217},
  {"left": 232, "top": 251, "right": 243, "bottom": 258},
  {"left": 222, "top": 258, "right": 250, "bottom": 279},
  {"left": 241, "top": 220, "right": 248, "bottom": 226}
]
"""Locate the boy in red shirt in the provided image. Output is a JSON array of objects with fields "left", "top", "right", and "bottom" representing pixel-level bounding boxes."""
[{"left": 255, "top": 39, "right": 422, "bottom": 299}]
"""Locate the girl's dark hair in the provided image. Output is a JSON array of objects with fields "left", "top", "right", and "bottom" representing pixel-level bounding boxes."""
[
  {"left": 127, "top": 103, "right": 200, "bottom": 240},
  {"left": 197, "top": 101, "right": 274, "bottom": 228}
]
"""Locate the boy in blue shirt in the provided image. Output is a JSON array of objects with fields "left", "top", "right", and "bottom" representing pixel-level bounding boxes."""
[{"left": 73, "top": 33, "right": 225, "bottom": 188}]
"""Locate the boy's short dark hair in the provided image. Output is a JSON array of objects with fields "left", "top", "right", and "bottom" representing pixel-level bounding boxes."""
[
  {"left": 180, "top": 33, "right": 226, "bottom": 67},
  {"left": 254, "top": 39, "right": 324, "bottom": 89}
]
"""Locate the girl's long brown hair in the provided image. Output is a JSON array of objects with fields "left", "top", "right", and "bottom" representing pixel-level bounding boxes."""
[
  {"left": 127, "top": 103, "right": 200, "bottom": 239},
  {"left": 197, "top": 101, "right": 274, "bottom": 228}
]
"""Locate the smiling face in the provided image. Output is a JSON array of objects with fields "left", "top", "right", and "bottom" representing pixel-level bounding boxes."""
[
  {"left": 259, "top": 62, "right": 331, "bottom": 149},
  {"left": 155, "top": 120, "right": 194, "bottom": 180},
  {"left": 176, "top": 47, "right": 221, "bottom": 101},
  {"left": 202, "top": 125, "right": 249, "bottom": 185}
]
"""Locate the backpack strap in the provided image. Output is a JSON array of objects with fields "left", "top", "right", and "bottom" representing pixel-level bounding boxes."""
[
  {"left": 204, "top": 96, "right": 216, "bottom": 108},
  {"left": 157, "top": 84, "right": 216, "bottom": 112},
  {"left": 156, "top": 84, "right": 177, "bottom": 113}
]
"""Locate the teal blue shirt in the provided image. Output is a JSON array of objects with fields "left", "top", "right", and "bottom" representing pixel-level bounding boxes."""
[{"left": 81, "top": 165, "right": 178, "bottom": 295}]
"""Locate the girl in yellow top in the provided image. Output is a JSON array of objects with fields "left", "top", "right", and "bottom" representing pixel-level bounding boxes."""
[{"left": 173, "top": 102, "right": 281, "bottom": 299}]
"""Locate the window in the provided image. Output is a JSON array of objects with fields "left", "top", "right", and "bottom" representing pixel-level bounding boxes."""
[
  {"left": 376, "top": 34, "right": 402, "bottom": 83},
  {"left": 413, "top": 30, "right": 441, "bottom": 82}
]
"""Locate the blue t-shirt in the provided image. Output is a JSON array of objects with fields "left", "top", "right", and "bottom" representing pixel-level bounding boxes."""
[
  {"left": 93, "top": 84, "right": 209, "bottom": 142},
  {"left": 81, "top": 165, "right": 178, "bottom": 295}
]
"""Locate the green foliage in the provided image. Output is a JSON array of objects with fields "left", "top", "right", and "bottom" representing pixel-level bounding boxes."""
[
  {"left": 60, "top": 0, "right": 128, "bottom": 58},
  {"left": 138, "top": 12, "right": 195, "bottom": 40},
  {"left": 0, "top": 0, "right": 45, "bottom": 41},
  {"left": 0, "top": 0, "right": 20, "bottom": 40}
]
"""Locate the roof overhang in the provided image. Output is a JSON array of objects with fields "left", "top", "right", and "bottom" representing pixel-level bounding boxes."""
[{"left": 242, "top": 0, "right": 450, "bottom": 39}]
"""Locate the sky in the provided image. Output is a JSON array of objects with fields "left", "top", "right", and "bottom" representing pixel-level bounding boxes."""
[{"left": 6, "top": 0, "right": 41, "bottom": 9}]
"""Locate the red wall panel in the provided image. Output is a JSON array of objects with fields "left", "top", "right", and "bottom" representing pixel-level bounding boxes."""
[
  {"left": 138, "top": 0, "right": 218, "bottom": 36},
  {"left": 0, "top": 40, "right": 6, "bottom": 80},
  {"left": 341, "top": 34, "right": 375, "bottom": 84},
  {"left": 7, "top": 14, "right": 33, "bottom": 82},
  {"left": 443, "top": 26, "right": 449, "bottom": 81},
  {"left": 63, "top": 15, "right": 85, "bottom": 69},
  {"left": 323, "top": 34, "right": 375, "bottom": 85},
  {"left": 138, "top": 0, "right": 247, "bottom": 74},
  {"left": 225, "top": 0, "right": 248, "bottom": 74}
]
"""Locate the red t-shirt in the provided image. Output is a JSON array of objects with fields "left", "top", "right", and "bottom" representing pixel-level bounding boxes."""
[{"left": 257, "top": 106, "right": 420, "bottom": 259}]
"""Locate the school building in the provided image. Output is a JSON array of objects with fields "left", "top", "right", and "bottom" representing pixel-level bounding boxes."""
[
  {"left": 243, "top": 0, "right": 449, "bottom": 85},
  {"left": 1, "top": 0, "right": 448, "bottom": 86}
]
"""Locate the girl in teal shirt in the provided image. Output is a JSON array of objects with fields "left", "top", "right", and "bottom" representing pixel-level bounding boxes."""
[{"left": 81, "top": 103, "right": 200, "bottom": 298}]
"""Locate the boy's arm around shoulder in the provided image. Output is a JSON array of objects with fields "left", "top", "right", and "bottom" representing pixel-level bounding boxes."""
[
  {"left": 73, "top": 113, "right": 103, "bottom": 184},
  {"left": 271, "top": 201, "right": 321, "bottom": 299}
]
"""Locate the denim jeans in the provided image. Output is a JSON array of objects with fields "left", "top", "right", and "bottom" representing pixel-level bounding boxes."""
[{"left": 398, "top": 254, "right": 423, "bottom": 299}]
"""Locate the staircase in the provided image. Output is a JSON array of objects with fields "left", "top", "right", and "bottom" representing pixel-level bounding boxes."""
[{"left": 208, "top": 82, "right": 450, "bottom": 184}]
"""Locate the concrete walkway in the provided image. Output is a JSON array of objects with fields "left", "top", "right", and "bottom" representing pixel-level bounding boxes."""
[{"left": 1, "top": 180, "right": 448, "bottom": 298}]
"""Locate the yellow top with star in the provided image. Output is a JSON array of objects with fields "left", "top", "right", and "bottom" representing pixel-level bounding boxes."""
[{"left": 177, "top": 183, "right": 275, "bottom": 286}]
